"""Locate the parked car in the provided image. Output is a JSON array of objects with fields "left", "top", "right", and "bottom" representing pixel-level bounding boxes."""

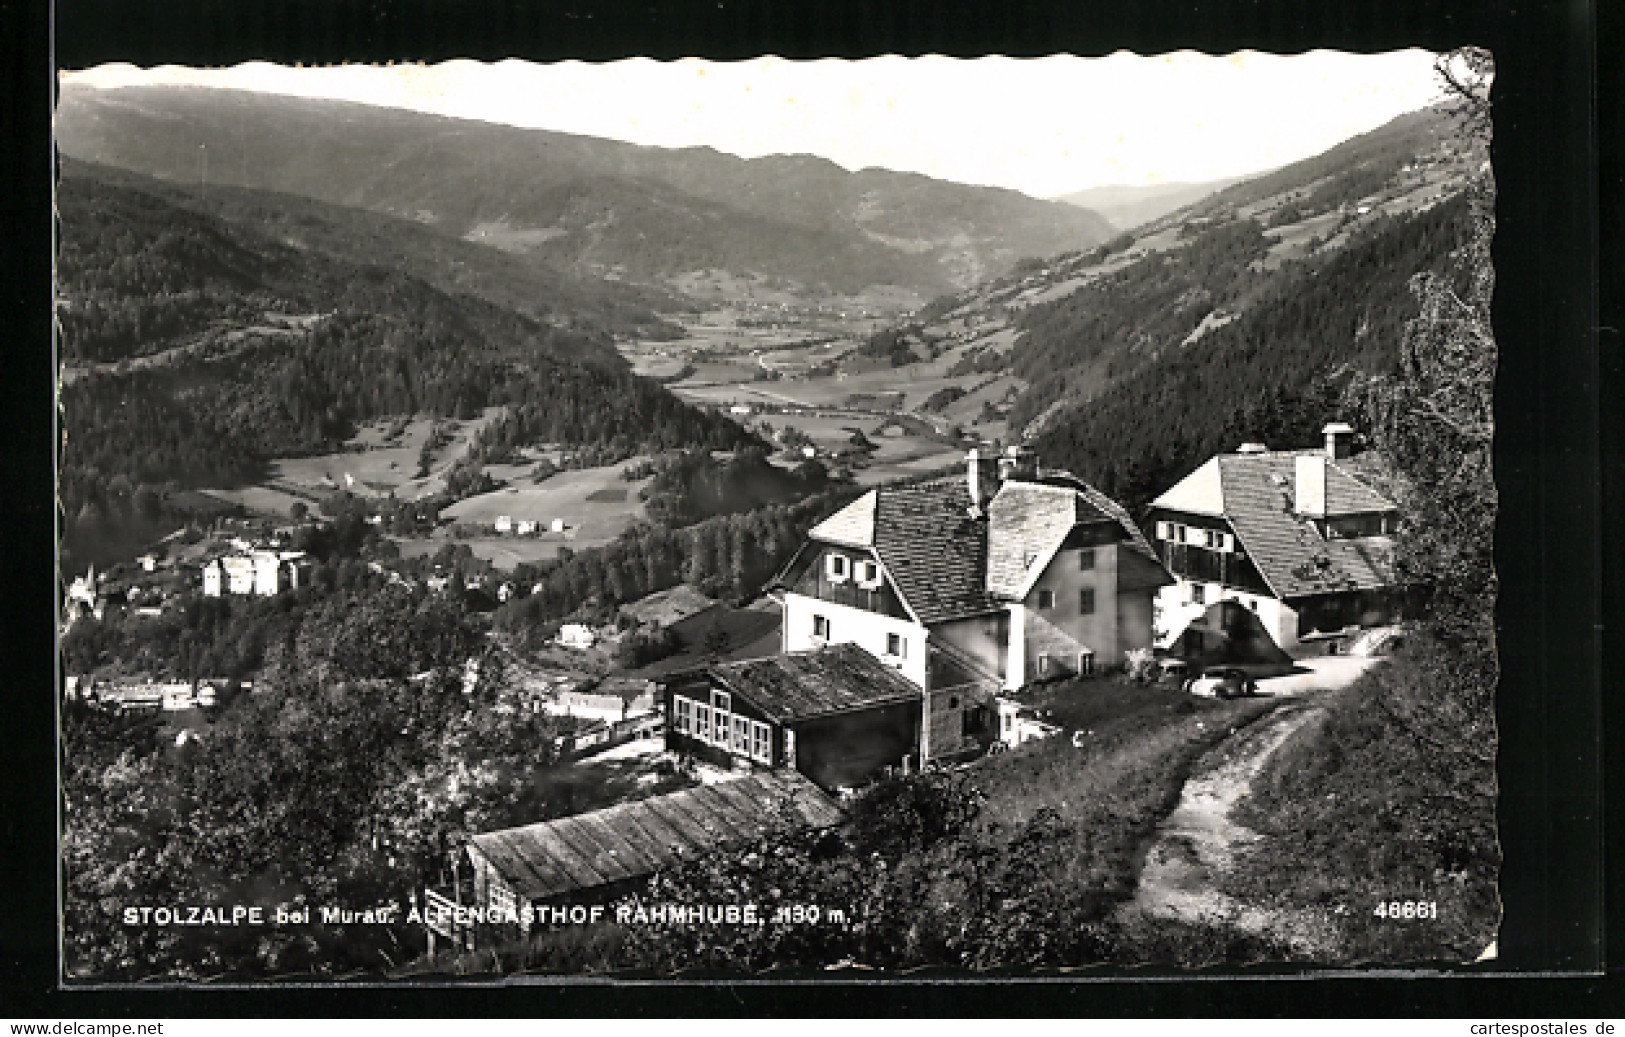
[
  {"left": 1183, "top": 666, "right": 1259, "bottom": 699},
  {"left": 1155, "top": 658, "right": 1190, "bottom": 685}
]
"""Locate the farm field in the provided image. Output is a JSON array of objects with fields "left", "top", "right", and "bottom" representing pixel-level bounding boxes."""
[
  {"left": 200, "top": 410, "right": 504, "bottom": 517},
  {"left": 440, "top": 458, "right": 654, "bottom": 537}
]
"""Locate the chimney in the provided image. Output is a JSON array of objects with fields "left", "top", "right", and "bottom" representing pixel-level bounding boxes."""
[
  {"left": 998, "top": 444, "right": 1037, "bottom": 483},
  {"left": 1322, "top": 422, "right": 1355, "bottom": 460},
  {"left": 966, "top": 449, "right": 1000, "bottom": 509},
  {"left": 1237, "top": 442, "right": 1268, "bottom": 455},
  {"left": 1295, "top": 454, "right": 1327, "bottom": 517}
]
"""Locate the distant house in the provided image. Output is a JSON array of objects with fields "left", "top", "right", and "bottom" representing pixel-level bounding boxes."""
[
  {"left": 203, "top": 551, "right": 308, "bottom": 597},
  {"left": 1147, "top": 423, "right": 1402, "bottom": 650},
  {"left": 664, "top": 644, "right": 927, "bottom": 790},
  {"left": 549, "top": 518, "right": 566, "bottom": 534},
  {"left": 995, "top": 698, "right": 1062, "bottom": 749},
  {"left": 494, "top": 515, "right": 513, "bottom": 534},
  {"left": 776, "top": 447, "right": 1170, "bottom": 719},
  {"left": 557, "top": 624, "right": 596, "bottom": 649},
  {"left": 515, "top": 519, "right": 538, "bottom": 536}
]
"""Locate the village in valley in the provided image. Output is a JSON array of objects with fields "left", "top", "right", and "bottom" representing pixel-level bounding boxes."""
[{"left": 55, "top": 51, "right": 1500, "bottom": 976}]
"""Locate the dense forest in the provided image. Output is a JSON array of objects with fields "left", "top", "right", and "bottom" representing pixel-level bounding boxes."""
[
  {"left": 57, "top": 172, "right": 753, "bottom": 545},
  {"left": 60, "top": 585, "right": 628, "bottom": 980},
  {"left": 1027, "top": 194, "right": 1476, "bottom": 512},
  {"left": 493, "top": 484, "right": 859, "bottom": 637}
]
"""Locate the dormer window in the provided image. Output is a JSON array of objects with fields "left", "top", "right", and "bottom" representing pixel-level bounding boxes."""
[
  {"left": 825, "top": 554, "right": 850, "bottom": 583},
  {"left": 857, "top": 559, "right": 882, "bottom": 589}
]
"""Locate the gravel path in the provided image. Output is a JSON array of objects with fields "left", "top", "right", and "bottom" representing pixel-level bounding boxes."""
[{"left": 1119, "top": 658, "right": 1382, "bottom": 958}]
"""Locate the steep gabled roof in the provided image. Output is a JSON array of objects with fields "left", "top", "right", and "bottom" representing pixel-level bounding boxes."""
[
  {"left": 1148, "top": 457, "right": 1225, "bottom": 517},
  {"left": 869, "top": 478, "right": 1003, "bottom": 624},
  {"left": 468, "top": 770, "right": 842, "bottom": 902},
  {"left": 702, "top": 643, "right": 924, "bottom": 723},
  {"left": 806, "top": 490, "right": 877, "bottom": 548},
  {"left": 984, "top": 481, "right": 1107, "bottom": 599},
  {"left": 1166, "top": 449, "right": 1401, "bottom": 600}
]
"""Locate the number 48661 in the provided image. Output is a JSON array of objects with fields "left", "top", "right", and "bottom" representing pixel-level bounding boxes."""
[{"left": 1373, "top": 900, "right": 1437, "bottom": 920}]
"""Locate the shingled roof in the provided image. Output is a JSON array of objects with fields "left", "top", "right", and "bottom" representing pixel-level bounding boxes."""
[
  {"left": 468, "top": 770, "right": 842, "bottom": 902},
  {"left": 1154, "top": 449, "right": 1400, "bottom": 600},
  {"left": 804, "top": 469, "right": 1159, "bottom": 622},
  {"left": 871, "top": 478, "right": 1004, "bottom": 623},
  {"left": 985, "top": 481, "right": 1112, "bottom": 598},
  {"left": 703, "top": 643, "right": 924, "bottom": 723}
]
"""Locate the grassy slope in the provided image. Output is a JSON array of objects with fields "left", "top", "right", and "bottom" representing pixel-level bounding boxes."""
[
  {"left": 969, "top": 680, "right": 1279, "bottom": 900},
  {"left": 1219, "top": 639, "right": 1500, "bottom": 963}
]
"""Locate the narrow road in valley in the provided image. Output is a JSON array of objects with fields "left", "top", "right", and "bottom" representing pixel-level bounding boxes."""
[{"left": 1119, "top": 655, "right": 1381, "bottom": 958}]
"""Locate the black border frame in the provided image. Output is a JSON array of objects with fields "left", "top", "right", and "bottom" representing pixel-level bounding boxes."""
[{"left": 3, "top": 0, "right": 1613, "bottom": 1017}]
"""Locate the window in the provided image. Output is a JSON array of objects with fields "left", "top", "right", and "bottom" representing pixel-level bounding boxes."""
[
  {"left": 674, "top": 696, "right": 693, "bottom": 734},
  {"left": 886, "top": 632, "right": 907, "bottom": 658},
  {"left": 1190, "top": 584, "right": 1207, "bottom": 606},
  {"left": 750, "top": 720, "right": 772, "bottom": 764},
  {"left": 858, "top": 560, "right": 882, "bottom": 588},
  {"left": 812, "top": 614, "right": 829, "bottom": 639},
  {"left": 710, "top": 691, "right": 731, "bottom": 747},
  {"left": 1037, "top": 652, "right": 1050, "bottom": 676},
  {"left": 825, "top": 554, "right": 850, "bottom": 582},
  {"left": 694, "top": 703, "right": 712, "bottom": 742},
  {"left": 1077, "top": 548, "right": 1096, "bottom": 570},
  {"left": 731, "top": 713, "right": 750, "bottom": 754},
  {"left": 489, "top": 880, "right": 517, "bottom": 919},
  {"left": 783, "top": 728, "right": 796, "bottom": 764},
  {"left": 1156, "top": 520, "right": 1173, "bottom": 541},
  {"left": 1079, "top": 652, "right": 1095, "bottom": 677},
  {"left": 1079, "top": 587, "right": 1096, "bottom": 615},
  {"left": 1037, "top": 589, "right": 1055, "bottom": 610}
]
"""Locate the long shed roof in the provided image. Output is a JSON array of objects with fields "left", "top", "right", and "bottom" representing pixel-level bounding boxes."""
[
  {"left": 703, "top": 642, "right": 924, "bottom": 724},
  {"left": 468, "top": 770, "right": 842, "bottom": 902}
]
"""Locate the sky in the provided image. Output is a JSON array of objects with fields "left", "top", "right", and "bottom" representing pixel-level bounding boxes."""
[{"left": 62, "top": 51, "right": 1446, "bottom": 199}]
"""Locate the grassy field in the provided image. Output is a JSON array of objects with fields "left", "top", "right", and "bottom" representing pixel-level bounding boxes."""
[
  {"left": 966, "top": 678, "right": 1280, "bottom": 899},
  {"left": 210, "top": 409, "right": 507, "bottom": 517},
  {"left": 440, "top": 459, "right": 653, "bottom": 533}
]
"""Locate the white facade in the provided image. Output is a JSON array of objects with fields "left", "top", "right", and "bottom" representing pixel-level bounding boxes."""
[
  {"left": 781, "top": 591, "right": 928, "bottom": 689},
  {"left": 1155, "top": 579, "right": 1300, "bottom": 649},
  {"left": 558, "top": 624, "right": 596, "bottom": 649}
]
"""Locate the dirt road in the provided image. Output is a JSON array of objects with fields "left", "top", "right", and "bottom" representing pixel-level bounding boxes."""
[{"left": 1119, "top": 656, "right": 1381, "bottom": 958}]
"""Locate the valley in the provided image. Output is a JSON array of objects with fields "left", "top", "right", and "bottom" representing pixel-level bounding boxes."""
[{"left": 51, "top": 50, "right": 1509, "bottom": 981}]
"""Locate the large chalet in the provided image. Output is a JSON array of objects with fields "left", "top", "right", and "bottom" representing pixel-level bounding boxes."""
[
  {"left": 1147, "top": 423, "right": 1403, "bottom": 651},
  {"left": 775, "top": 447, "right": 1171, "bottom": 710}
]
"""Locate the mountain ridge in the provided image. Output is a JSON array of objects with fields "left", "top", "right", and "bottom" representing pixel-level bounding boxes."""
[{"left": 56, "top": 83, "right": 1115, "bottom": 301}]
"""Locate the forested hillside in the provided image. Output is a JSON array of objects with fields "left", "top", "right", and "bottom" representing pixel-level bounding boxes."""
[
  {"left": 1028, "top": 195, "right": 1476, "bottom": 510},
  {"left": 878, "top": 103, "right": 1483, "bottom": 516},
  {"left": 63, "top": 159, "right": 688, "bottom": 339},
  {"left": 56, "top": 85, "right": 1112, "bottom": 298},
  {"left": 57, "top": 170, "right": 754, "bottom": 541}
]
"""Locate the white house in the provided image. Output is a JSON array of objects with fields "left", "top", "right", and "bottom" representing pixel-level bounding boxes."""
[
  {"left": 516, "top": 519, "right": 538, "bottom": 536},
  {"left": 775, "top": 447, "right": 1170, "bottom": 761},
  {"left": 558, "top": 624, "right": 596, "bottom": 649},
  {"left": 204, "top": 551, "right": 307, "bottom": 597},
  {"left": 1146, "top": 423, "right": 1402, "bottom": 651},
  {"left": 494, "top": 515, "right": 514, "bottom": 534}
]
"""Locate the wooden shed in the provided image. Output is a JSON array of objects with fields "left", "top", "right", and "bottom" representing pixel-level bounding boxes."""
[
  {"left": 452, "top": 770, "right": 842, "bottom": 940},
  {"left": 664, "top": 643, "right": 925, "bottom": 791}
]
